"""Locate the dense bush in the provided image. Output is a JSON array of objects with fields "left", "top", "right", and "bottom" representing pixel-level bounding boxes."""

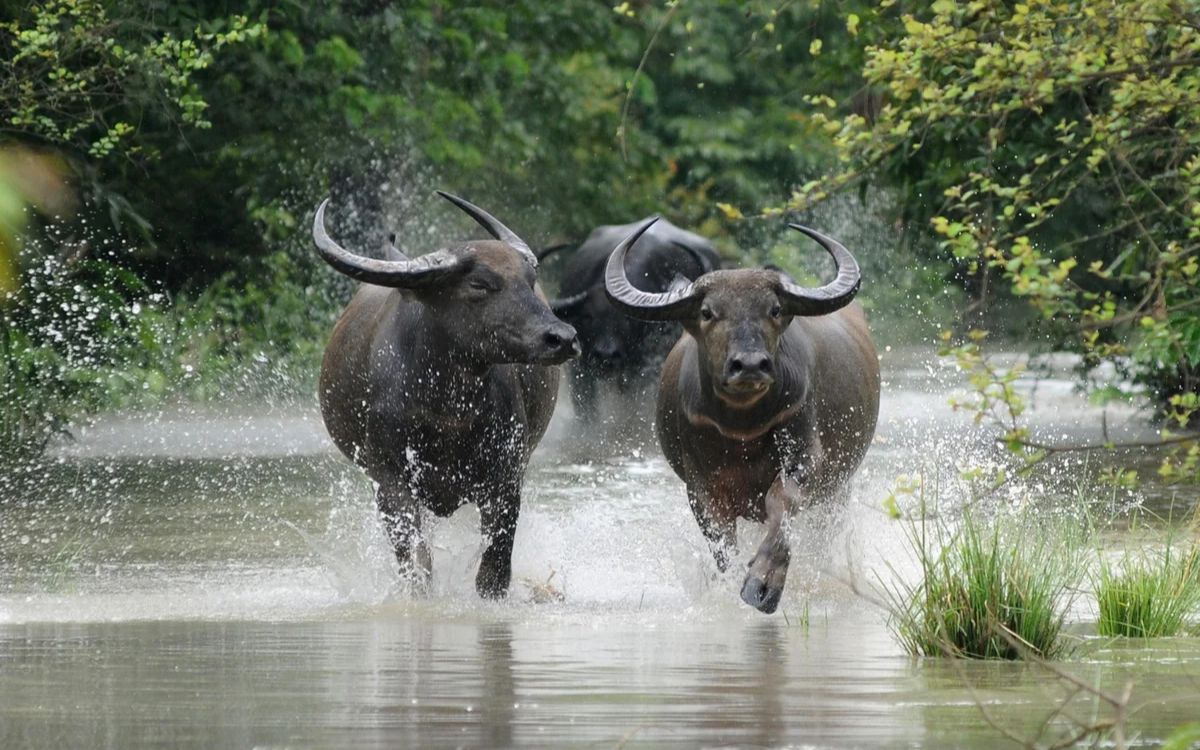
[
  {"left": 1, "top": 0, "right": 889, "bottom": 458},
  {"left": 792, "top": 0, "right": 1200, "bottom": 415}
]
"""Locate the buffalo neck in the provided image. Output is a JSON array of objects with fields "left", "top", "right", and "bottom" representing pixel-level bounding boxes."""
[
  {"left": 684, "top": 332, "right": 811, "bottom": 442},
  {"left": 383, "top": 294, "right": 493, "bottom": 408}
]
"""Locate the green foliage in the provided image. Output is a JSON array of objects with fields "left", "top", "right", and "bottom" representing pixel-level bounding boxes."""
[
  {"left": 939, "top": 329, "right": 1200, "bottom": 485},
  {"left": 0, "top": 0, "right": 891, "bottom": 459},
  {"left": 0, "top": 2, "right": 266, "bottom": 458},
  {"left": 0, "top": 255, "right": 165, "bottom": 460},
  {"left": 1, "top": 0, "right": 262, "bottom": 149},
  {"left": 1096, "top": 543, "right": 1200, "bottom": 638},
  {"left": 887, "top": 513, "right": 1078, "bottom": 659},
  {"left": 795, "top": 0, "right": 1200, "bottom": 414},
  {"left": 4, "top": 0, "right": 879, "bottom": 276},
  {"left": 1163, "top": 723, "right": 1200, "bottom": 750},
  {"left": 0, "top": 1, "right": 263, "bottom": 239},
  {"left": 165, "top": 252, "right": 337, "bottom": 402}
]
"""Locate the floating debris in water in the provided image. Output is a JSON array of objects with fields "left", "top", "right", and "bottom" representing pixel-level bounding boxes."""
[{"left": 522, "top": 569, "right": 565, "bottom": 604}]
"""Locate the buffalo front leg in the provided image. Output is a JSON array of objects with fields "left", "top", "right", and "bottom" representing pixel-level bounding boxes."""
[
  {"left": 569, "top": 365, "right": 599, "bottom": 423},
  {"left": 376, "top": 483, "right": 432, "bottom": 595},
  {"left": 688, "top": 487, "right": 736, "bottom": 573},
  {"left": 740, "top": 473, "right": 798, "bottom": 614},
  {"left": 476, "top": 488, "right": 520, "bottom": 599}
]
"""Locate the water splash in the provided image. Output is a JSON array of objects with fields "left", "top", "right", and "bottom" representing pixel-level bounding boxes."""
[{"left": 0, "top": 347, "right": 1185, "bottom": 627}]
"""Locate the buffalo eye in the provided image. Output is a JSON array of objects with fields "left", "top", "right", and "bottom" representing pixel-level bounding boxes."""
[
  {"left": 770, "top": 305, "right": 782, "bottom": 320},
  {"left": 468, "top": 279, "right": 495, "bottom": 293},
  {"left": 700, "top": 307, "right": 714, "bottom": 322}
]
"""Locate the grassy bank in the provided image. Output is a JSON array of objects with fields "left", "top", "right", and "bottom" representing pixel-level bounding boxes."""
[{"left": 883, "top": 505, "right": 1200, "bottom": 661}]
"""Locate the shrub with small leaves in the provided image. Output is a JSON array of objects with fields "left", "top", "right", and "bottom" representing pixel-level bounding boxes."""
[{"left": 792, "top": 0, "right": 1200, "bottom": 458}]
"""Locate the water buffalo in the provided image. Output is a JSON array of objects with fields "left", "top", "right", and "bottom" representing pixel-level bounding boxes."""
[
  {"left": 313, "top": 192, "right": 579, "bottom": 598},
  {"left": 605, "top": 219, "right": 879, "bottom": 614},
  {"left": 548, "top": 218, "right": 719, "bottom": 421}
]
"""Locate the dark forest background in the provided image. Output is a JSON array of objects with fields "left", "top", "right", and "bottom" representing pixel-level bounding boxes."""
[{"left": 2, "top": 0, "right": 1196, "bottom": 468}]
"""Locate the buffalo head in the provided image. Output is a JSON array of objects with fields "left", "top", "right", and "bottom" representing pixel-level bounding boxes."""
[
  {"left": 548, "top": 219, "right": 718, "bottom": 378},
  {"left": 604, "top": 218, "right": 861, "bottom": 408},
  {"left": 313, "top": 192, "right": 579, "bottom": 366}
]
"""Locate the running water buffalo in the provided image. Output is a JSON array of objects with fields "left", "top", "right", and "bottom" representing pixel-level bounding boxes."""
[
  {"left": 547, "top": 218, "right": 719, "bottom": 420},
  {"left": 313, "top": 193, "right": 579, "bottom": 598},
  {"left": 605, "top": 218, "right": 879, "bottom": 614}
]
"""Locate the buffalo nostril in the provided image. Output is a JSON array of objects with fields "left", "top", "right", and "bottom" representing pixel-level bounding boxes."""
[
  {"left": 727, "top": 353, "right": 773, "bottom": 379},
  {"left": 544, "top": 326, "right": 577, "bottom": 351}
]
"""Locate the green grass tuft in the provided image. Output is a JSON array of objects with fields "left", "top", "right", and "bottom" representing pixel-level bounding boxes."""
[
  {"left": 887, "top": 514, "right": 1078, "bottom": 660},
  {"left": 1095, "top": 543, "right": 1200, "bottom": 638}
]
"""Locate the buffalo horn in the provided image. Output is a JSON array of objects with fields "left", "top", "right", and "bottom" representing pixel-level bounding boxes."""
[
  {"left": 777, "top": 224, "right": 861, "bottom": 316},
  {"left": 436, "top": 191, "right": 538, "bottom": 268},
  {"left": 549, "top": 289, "right": 588, "bottom": 315},
  {"left": 312, "top": 199, "right": 468, "bottom": 287},
  {"left": 604, "top": 217, "right": 704, "bottom": 321}
]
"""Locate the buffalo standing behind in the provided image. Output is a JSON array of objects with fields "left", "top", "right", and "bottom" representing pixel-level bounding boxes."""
[{"left": 549, "top": 218, "right": 719, "bottom": 425}]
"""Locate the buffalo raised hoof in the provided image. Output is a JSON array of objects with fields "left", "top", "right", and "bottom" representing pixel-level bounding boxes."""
[{"left": 740, "top": 573, "right": 783, "bottom": 614}]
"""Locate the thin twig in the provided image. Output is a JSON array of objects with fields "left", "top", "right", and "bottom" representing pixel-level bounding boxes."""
[
  {"left": 617, "top": 1, "right": 683, "bottom": 162},
  {"left": 1006, "top": 432, "right": 1199, "bottom": 455}
]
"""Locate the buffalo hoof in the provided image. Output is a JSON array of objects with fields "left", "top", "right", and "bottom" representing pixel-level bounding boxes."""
[
  {"left": 475, "top": 571, "right": 511, "bottom": 601},
  {"left": 740, "top": 574, "right": 782, "bottom": 614}
]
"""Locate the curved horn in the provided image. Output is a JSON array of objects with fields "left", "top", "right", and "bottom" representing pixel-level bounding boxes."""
[
  {"left": 778, "top": 224, "right": 862, "bottom": 316},
  {"left": 312, "top": 199, "right": 468, "bottom": 287},
  {"left": 549, "top": 289, "right": 588, "bottom": 315},
  {"left": 605, "top": 217, "right": 704, "bottom": 321},
  {"left": 436, "top": 190, "right": 538, "bottom": 267}
]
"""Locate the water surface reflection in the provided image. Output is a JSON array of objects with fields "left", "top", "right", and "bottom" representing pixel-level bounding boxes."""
[
  {"left": 2, "top": 350, "right": 1198, "bottom": 747},
  {"left": 2, "top": 611, "right": 937, "bottom": 748}
]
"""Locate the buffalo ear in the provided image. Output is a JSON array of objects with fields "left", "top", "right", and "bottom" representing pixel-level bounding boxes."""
[
  {"left": 383, "top": 232, "right": 408, "bottom": 262},
  {"left": 536, "top": 242, "right": 575, "bottom": 262},
  {"left": 670, "top": 240, "right": 717, "bottom": 275}
]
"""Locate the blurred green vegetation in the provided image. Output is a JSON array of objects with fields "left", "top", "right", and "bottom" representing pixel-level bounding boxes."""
[
  {"left": 0, "top": 0, "right": 1196, "bottom": 463},
  {"left": 0, "top": 0, "right": 878, "bottom": 458},
  {"left": 792, "top": 0, "right": 1200, "bottom": 433}
]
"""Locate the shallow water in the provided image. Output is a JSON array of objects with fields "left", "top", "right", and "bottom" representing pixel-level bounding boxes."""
[{"left": 1, "top": 349, "right": 1198, "bottom": 748}]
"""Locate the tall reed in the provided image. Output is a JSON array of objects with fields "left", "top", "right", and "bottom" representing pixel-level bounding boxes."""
[
  {"left": 1096, "top": 543, "right": 1200, "bottom": 638},
  {"left": 886, "top": 513, "right": 1079, "bottom": 660}
]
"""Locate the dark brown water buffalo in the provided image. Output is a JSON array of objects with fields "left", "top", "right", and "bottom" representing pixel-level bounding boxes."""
[
  {"left": 313, "top": 192, "right": 579, "bottom": 598},
  {"left": 547, "top": 218, "right": 719, "bottom": 421},
  {"left": 605, "top": 218, "right": 879, "bottom": 614}
]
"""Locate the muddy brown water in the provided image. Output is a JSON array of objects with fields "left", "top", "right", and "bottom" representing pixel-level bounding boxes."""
[{"left": 2, "top": 349, "right": 1197, "bottom": 748}]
